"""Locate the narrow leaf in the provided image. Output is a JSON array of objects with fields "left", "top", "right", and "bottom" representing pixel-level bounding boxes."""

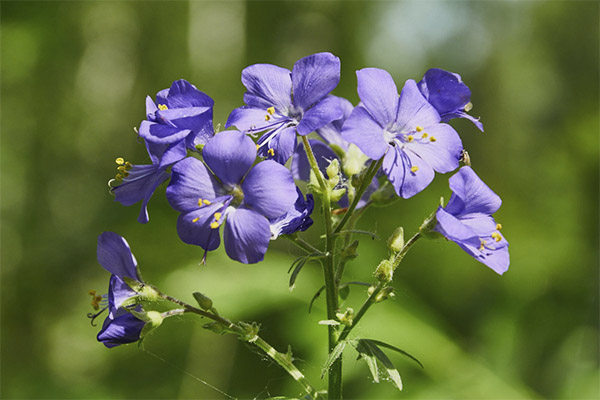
[
  {"left": 308, "top": 285, "right": 326, "bottom": 313},
  {"left": 366, "top": 339, "right": 424, "bottom": 369},
  {"left": 318, "top": 319, "right": 340, "bottom": 326},
  {"left": 336, "top": 229, "right": 380, "bottom": 240},
  {"left": 321, "top": 340, "right": 348, "bottom": 378},
  {"left": 354, "top": 340, "right": 380, "bottom": 383},
  {"left": 361, "top": 339, "right": 403, "bottom": 391}
]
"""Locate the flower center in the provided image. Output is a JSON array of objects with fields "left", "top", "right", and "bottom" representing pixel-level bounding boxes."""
[{"left": 228, "top": 184, "right": 244, "bottom": 207}]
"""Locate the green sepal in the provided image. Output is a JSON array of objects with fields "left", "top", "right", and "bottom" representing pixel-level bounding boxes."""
[
  {"left": 137, "top": 310, "right": 164, "bottom": 339},
  {"left": 192, "top": 292, "right": 213, "bottom": 311},
  {"left": 387, "top": 227, "right": 405, "bottom": 253},
  {"left": 330, "top": 188, "right": 346, "bottom": 202},
  {"left": 329, "top": 143, "right": 346, "bottom": 160},
  {"left": 238, "top": 321, "right": 260, "bottom": 342},
  {"left": 419, "top": 210, "right": 443, "bottom": 239},
  {"left": 340, "top": 240, "right": 359, "bottom": 262},
  {"left": 123, "top": 276, "right": 144, "bottom": 292},
  {"left": 374, "top": 286, "right": 395, "bottom": 303},
  {"left": 375, "top": 260, "right": 393, "bottom": 283},
  {"left": 370, "top": 181, "right": 399, "bottom": 207},
  {"left": 335, "top": 308, "right": 354, "bottom": 326}
]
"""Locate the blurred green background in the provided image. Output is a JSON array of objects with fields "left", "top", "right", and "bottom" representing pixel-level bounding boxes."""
[{"left": 2, "top": 1, "right": 598, "bottom": 399}]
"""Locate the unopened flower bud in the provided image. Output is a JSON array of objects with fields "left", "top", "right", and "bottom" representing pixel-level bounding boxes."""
[
  {"left": 375, "top": 259, "right": 394, "bottom": 282},
  {"left": 342, "top": 144, "right": 368, "bottom": 177},
  {"left": 330, "top": 188, "right": 346, "bottom": 202},
  {"left": 193, "top": 292, "right": 213, "bottom": 311},
  {"left": 375, "top": 286, "right": 395, "bottom": 303},
  {"left": 336, "top": 308, "right": 354, "bottom": 326},
  {"left": 388, "top": 227, "right": 405, "bottom": 253},
  {"left": 326, "top": 159, "right": 340, "bottom": 181}
]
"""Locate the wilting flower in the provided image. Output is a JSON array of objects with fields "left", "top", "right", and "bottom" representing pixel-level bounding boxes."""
[
  {"left": 166, "top": 130, "right": 297, "bottom": 263},
  {"left": 226, "top": 52, "right": 342, "bottom": 164},
  {"left": 417, "top": 68, "right": 483, "bottom": 131},
  {"left": 434, "top": 166, "right": 509, "bottom": 274},
  {"left": 270, "top": 187, "right": 314, "bottom": 239},
  {"left": 139, "top": 79, "right": 215, "bottom": 163},
  {"left": 342, "top": 68, "right": 463, "bottom": 198}
]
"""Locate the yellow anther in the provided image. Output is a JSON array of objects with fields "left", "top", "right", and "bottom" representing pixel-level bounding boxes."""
[
  {"left": 210, "top": 221, "right": 219, "bottom": 229},
  {"left": 124, "top": 162, "right": 133, "bottom": 170},
  {"left": 256, "top": 144, "right": 260, "bottom": 150},
  {"left": 496, "top": 223, "right": 502, "bottom": 230},
  {"left": 197, "top": 198, "right": 203, "bottom": 206},
  {"left": 158, "top": 104, "right": 168, "bottom": 111},
  {"left": 214, "top": 212, "right": 222, "bottom": 221},
  {"left": 267, "top": 107, "right": 275, "bottom": 115},
  {"left": 88, "top": 289, "right": 96, "bottom": 296},
  {"left": 268, "top": 148, "right": 275, "bottom": 156},
  {"left": 491, "top": 232, "right": 502, "bottom": 242},
  {"left": 407, "top": 135, "right": 414, "bottom": 142},
  {"left": 464, "top": 102, "right": 473, "bottom": 112},
  {"left": 192, "top": 217, "right": 200, "bottom": 223},
  {"left": 117, "top": 166, "right": 127, "bottom": 172},
  {"left": 115, "top": 173, "right": 123, "bottom": 181},
  {"left": 122, "top": 171, "right": 129, "bottom": 178},
  {"left": 416, "top": 126, "right": 423, "bottom": 132},
  {"left": 479, "top": 240, "right": 486, "bottom": 251},
  {"left": 203, "top": 199, "right": 211, "bottom": 205},
  {"left": 421, "top": 133, "right": 428, "bottom": 138},
  {"left": 410, "top": 166, "right": 419, "bottom": 173},
  {"left": 115, "top": 157, "right": 125, "bottom": 165},
  {"left": 265, "top": 114, "right": 271, "bottom": 121},
  {"left": 430, "top": 136, "right": 437, "bottom": 142}
]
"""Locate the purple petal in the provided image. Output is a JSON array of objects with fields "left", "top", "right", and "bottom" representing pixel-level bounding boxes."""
[
  {"left": 241, "top": 64, "right": 292, "bottom": 110},
  {"left": 434, "top": 207, "right": 480, "bottom": 243},
  {"left": 146, "top": 96, "right": 158, "bottom": 120},
  {"left": 166, "top": 79, "right": 214, "bottom": 108},
  {"left": 404, "top": 124, "right": 462, "bottom": 173},
  {"left": 341, "top": 106, "right": 389, "bottom": 160},
  {"left": 108, "top": 275, "right": 137, "bottom": 317},
  {"left": 156, "top": 141, "right": 188, "bottom": 169},
  {"left": 356, "top": 68, "right": 400, "bottom": 127},
  {"left": 444, "top": 111, "right": 485, "bottom": 132},
  {"left": 291, "top": 139, "right": 338, "bottom": 182},
  {"left": 418, "top": 69, "right": 471, "bottom": 116},
  {"left": 446, "top": 167, "right": 502, "bottom": 216},
  {"left": 383, "top": 146, "right": 435, "bottom": 198},
  {"left": 226, "top": 106, "right": 275, "bottom": 132},
  {"left": 258, "top": 126, "right": 297, "bottom": 164},
  {"left": 396, "top": 80, "right": 441, "bottom": 131},
  {"left": 292, "top": 52, "right": 341, "bottom": 110},
  {"left": 316, "top": 96, "right": 354, "bottom": 148},
  {"left": 138, "top": 120, "right": 191, "bottom": 144},
  {"left": 296, "top": 95, "right": 342, "bottom": 136},
  {"left": 97, "top": 310, "right": 146, "bottom": 348},
  {"left": 97, "top": 232, "right": 139, "bottom": 280},
  {"left": 166, "top": 158, "right": 220, "bottom": 212},
  {"left": 242, "top": 160, "right": 296, "bottom": 218},
  {"left": 112, "top": 164, "right": 170, "bottom": 224},
  {"left": 203, "top": 131, "right": 256, "bottom": 185},
  {"left": 270, "top": 187, "right": 314, "bottom": 239},
  {"left": 223, "top": 208, "right": 271, "bottom": 264},
  {"left": 176, "top": 204, "right": 223, "bottom": 251}
]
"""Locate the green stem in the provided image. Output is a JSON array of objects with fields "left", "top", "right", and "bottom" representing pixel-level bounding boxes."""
[
  {"left": 158, "top": 290, "right": 321, "bottom": 399},
  {"left": 301, "top": 136, "right": 342, "bottom": 399},
  {"left": 333, "top": 158, "right": 383, "bottom": 235},
  {"left": 338, "top": 232, "right": 421, "bottom": 342},
  {"left": 284, "top": 235, "right": 323, "bottom": 255}
]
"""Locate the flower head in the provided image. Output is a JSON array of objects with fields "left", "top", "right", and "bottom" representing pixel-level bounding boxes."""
[
  {"left": 342, "top": 68, "right": 463, "bottom": 198},
  {"left": 270, "top": 187, "right": 314, "bottom": 239},
  {"left": 226, "top": 53, "right": 342, "bottom": 164},
  {"left": 166, "top": 130, "right": 297, "bottom": 263},
  {"left": 434, "top": 166, "right": 509, "bottom": 274},
  {"left": 417, "top": 68, "right": 483, "bottom": 131},
  {"left": 97, "top": 307, "right": 147, "bottom": 348}
]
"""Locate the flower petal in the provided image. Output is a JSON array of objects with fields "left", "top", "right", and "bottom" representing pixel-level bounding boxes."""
[
  {"left": 226, "top": 106, "right": 275, "bottom": 132},
  {"left": 97, "top": 232, "right": 139, "bottom": 280},
  {"left": 404, "top": 123, "right": 462, "bottom": 173},
  {"left": 108, "top": 275, "right": 137, "bottom": 316},
  {"left": 383, "top": 146, "right": 435, "bottom": 198},
  {"left": 296, "top": 95, "right": 342, "bottom": 136},
  {"left": 166, "top": 79, "right": 214, "bottom": 108},
  {"left": 242, "top": 160, "right": 296, "bottom": 218},
  {"left": 292, "top": 52, "right": 341, "bottom": 110},
  {"left": 166, "top": 158, "right": 220, "bottom": 212},
  {"left": 270, "top": 187, "right": 314, "bottom": 239},
  {"left": 446, "top": 167, "right": 502, "bottom": 216},
  {"left": 97, "top": 310, "right": 146, "bottom": 348},
  {"left": 342, "top": 106, "right": 389, "bottom": 160},
  {"left": 258, "top": 126, "right": 297, "bottom": 164},
  {"left": 291, "top": 139, "right": 338, "bottom": 182},
  {"left": 396, "top": 79, "right": 441, "bottom": 131},
  {"left": 203, "top": 131, "right": 256, "bottom": 185},
  {"left": 138, "top": 120, "right": 191, "bottom": 144},
  {"left": 176, "top": 205, "right": 223, "bottom": 251},
  {"left": 241, "top": 64, "right": 292, "bottom": 110},
  {"left": 418, "top": 68, "right": 471, "bottom": 116},
  {"left": 356, "top": 68, "right": 399, "bottom": 127},
  {"left": 223, "top": 208, "right": 271, "bottom": 264}
]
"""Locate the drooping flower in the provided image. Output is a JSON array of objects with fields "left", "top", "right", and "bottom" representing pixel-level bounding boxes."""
[
  {"left": 270, "top": 187, "right": 314, "bottom": 240},
  {"left": 139, "top": 79, "right": 215, "bottom": 163},
  {"left": 226, "top": 52, "right": 342, "bottom": 164},
  {"left": 97, "top": 306, "right": 147, "bottom": 348},
  {"left": 166, "top": 130, "right": 297, "bottom": 263},
  {"left": 342, "top": 68, "right": 463, "bottom": 199},
  {"left": 434, "top": 166, "right": 509, "bottom": 274},
  {"left": 417, "top": 68, "right": 484, "bottom": 131}
]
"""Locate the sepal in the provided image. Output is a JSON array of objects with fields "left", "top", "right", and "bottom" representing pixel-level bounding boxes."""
[
  {"left": 387, "top": 227, "right": 405, "bottom": 253},
  {"left": 193, "top": 291, "right": 214, "bottom": 311}
]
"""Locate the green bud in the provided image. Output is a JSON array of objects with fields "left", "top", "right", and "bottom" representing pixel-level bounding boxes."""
[
  {"left": 326, "top": 159, "right": 340, "bottom": 182},
  {"left": 192, "top": 292, "right": 213, "bottom": 311},
  {"left": 370, "top": 181, "right": 399, "bottom": 207},
  {"left": 335, "top": 308, "right": 354, "bottom": 326},
  {"left": 342, "top": 144, "right": 369, "bottom": 177},
  {"left": 203, "top": 322, "right": 226, "bottom": 334},
  {"left": 138, "top": 285, "right": 160, "bottom": 302},
  {"left": 194, "top": 143, "right": 205, "bottom": 152},
  {"left": 419, "top": 211, "right": 443, "bottom": 239},
  {"left": 375, "top": 259, "right": 394, "bottom": 282},
  {"left": 330, "top": 188, "right": 346, "bottom": 202},
  {"left": 123, "top": 276, "right": 144, "bottom": 292},
  {"left": 375, "top": 286, "right": 395, "bottom": 303},
  {"left": 341, "top": 240, "right": 359, "bottom": 261},
  {"left": 138, "top": 310, "right": 164, "bottom": 338},
  {"left": 238, "top": 321, "right": 260, "bottom": 342},
  {"left": 387, "top": 227, "right": 405, "bottom": 253},
  {"left": 308, "top": 170, "right": 323, "bottom": 194}
]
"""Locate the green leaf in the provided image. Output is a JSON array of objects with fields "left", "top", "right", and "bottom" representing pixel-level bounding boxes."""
[
  {"left": 308, "top": 285, "right": 326, "bottom": 313},
  {"left": 338, "top": 284, "right": 350, "bottom": 301},
  {"left": 354, "top": 340, "right": 380, "bottom": 383},
  {"left": 365, "top": 339, "right": 424, "bottom": 369},
  {"left": 321, "top": 339, "right": 349, "bottom": 378},
  {"left": 288, "top": 253, "right": 322, "bottom": 290},
  {"left": 336, "top": 229, "right": 380, "bottom": 240},
  {"left": 359, "top": 339, "right": 403, "bottom": 391}
]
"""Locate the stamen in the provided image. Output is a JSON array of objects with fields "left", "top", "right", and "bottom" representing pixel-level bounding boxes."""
[
  {"left": 89, "top": 290, "right": 103, "bottom": 310},
  {"left": 265, "top": 114, "right": 271, "bottom": 121},
  {"left": 214, "top": 212, "right": 222, "bottom": 221},
  {"left": 479, "top": 240, "right": 486, "bottom": 251},
  {"left": 198, "top": 198, "right": 203, "bottom": 206},
  {"left": 496, "top": 223, "right": 502, "bottom": 230},
  {"left": 410, "top": 166, "right": 419, "bottom": 173},
  {"left": 267, "top": 107, "right": 275, "bottom": 115},
  {"left": 464, "top": 102, "right": 473, "bottom": 112},
  {"left": 491, "top": 232, "right": 502, "bottom": 242},
  {"left": 416, "top": 126, "right": 423, "bottom": 132},
  {"left": 115, "top": 157, "right": 125, "bottom": 165},
  {"left": 210, "top": 221, "right": 219, "bottom": 229},
  {"left": 430, "top": 136, "right": 437, "bottom": 142},
  {"left": 421, "top": 133, "right": 428, "bottom": 138},
  {"left": 115, "top": 173, "right": 123, "bottom": 181},
  {"left": 158, "top": 104, "right": 168, "bottom": 111},
  {"left": 256, "top": 144, "right": 260, "bottom": 150},
  {"left": 406, "top": 135, "right": 414, "bottom": 142},
  {"left": 268, "top": 148, "right": 275, "bottom": 156},
  {"left": 203, "top": 199, "right": 211, "bottom": 205},
  {"left": 192, "top": 217, "right": 200, "bottom": 223},
  {"left": 124, "top": 162, "right": 133, "bottom": 170}
]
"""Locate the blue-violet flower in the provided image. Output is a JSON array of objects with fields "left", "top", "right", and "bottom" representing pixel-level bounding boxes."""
[{"left": 270, "top": 187, "right": 314, "bottom": 239}]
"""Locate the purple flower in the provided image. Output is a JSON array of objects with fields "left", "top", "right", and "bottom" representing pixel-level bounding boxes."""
[
  {"left": 417, "top": 68, "right": 484, "bottom": 131},
  {"left": 270, "top": 187, "right": 314, "bottom": 239},
  {"left": 97, "top": 306, "right": 146, "bottom": 348},
  {"left": 225, "top": 53, "right": 342, "bottom": 164},
  {"left": 166, "top": 130, "right": 297, "bottom": 263},
  {"left": 315, "top": 96, "right": 354, "bottom": 149},
  {"left": 139, "top": 79, "right": 215, "bottom": 162},
  {"left": 434, "top": 166, "right": 509, "bottom": 275},
  {"left": 342, "top": 68, "right": 463, "bottom": 199}
]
